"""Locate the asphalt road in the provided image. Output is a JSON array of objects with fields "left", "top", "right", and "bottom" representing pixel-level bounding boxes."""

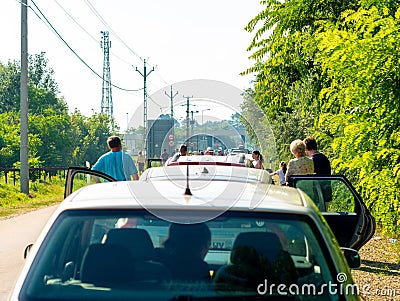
[{"left": 0, "top": 206, "right": 58, "bottom": 301}]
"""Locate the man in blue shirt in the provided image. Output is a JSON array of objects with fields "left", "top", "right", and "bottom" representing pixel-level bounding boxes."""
[{"left": 92, "top": 136, "right": 138, "bottom": 181}]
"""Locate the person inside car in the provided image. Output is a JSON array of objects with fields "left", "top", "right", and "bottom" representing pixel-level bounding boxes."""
[{"left": 154, "top": 222, "right": 211, "bottom": 281}]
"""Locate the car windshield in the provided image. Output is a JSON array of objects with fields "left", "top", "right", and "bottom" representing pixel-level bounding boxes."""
[{"left": 21, "top": 210, "right": 342, "bottom": 301}]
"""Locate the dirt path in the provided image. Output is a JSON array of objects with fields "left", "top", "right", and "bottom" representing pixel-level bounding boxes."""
[{"left": 351, "top": 235, "right": 400, "bottom": 300}]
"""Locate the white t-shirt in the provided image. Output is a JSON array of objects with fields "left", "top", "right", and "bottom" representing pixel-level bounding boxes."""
[{"left": 275, "top": 169, "right": 286, "bottom": 185}]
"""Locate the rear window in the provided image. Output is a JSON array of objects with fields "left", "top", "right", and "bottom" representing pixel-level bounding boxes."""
[{"left": 20, "top": 209, "right": 346, "bottom": 301}]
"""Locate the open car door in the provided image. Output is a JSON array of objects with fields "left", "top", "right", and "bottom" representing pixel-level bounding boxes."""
[
  {"left": 289, "top": 175, "right": 376, "bottom": 250},
  {"left": 64, "top": 167, "right": 117, "bottom": 198}
]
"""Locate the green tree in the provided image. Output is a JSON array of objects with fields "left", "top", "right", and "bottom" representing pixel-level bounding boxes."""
[
  {"left": 68, "top": 110, "right": 114, "bottom": 166},
  {"left": 29, "top": 110, "right": 74, "bottom": 167},
  {"left": 0, "top": 61, "right": 20, "bottom": 113},
  {"left": 0, "top": 112, "right": 20, "bottom": 167},
  {"left": 0, "top": 52, "right": 116, "bottom": 169},
  {"left": 315, "top": 6, "right": 400, "bottom": 233},
  {"left": 0, "top": 53, "right": 67, "bottom": 115},
  {"left": 246, "top": 0, "right": 400, "bottom": 234}
]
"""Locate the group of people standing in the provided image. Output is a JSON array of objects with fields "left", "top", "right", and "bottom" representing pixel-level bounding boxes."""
[
  {"left": 270, "top": 137, "right": 331, "bottom": 186},
  {"left": 90, "top": 136, "right": 330, "bottom": 187}
]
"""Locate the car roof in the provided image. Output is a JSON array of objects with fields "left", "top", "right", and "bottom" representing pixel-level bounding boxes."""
[
  {"left": 140, "top": 165, "right": 272, "bottom": 184},
  {"left": 166, "top": 154, "right": 245, "bottom": 166},
  {"left": 61, "top": 179, "right": 315, "bottom": 217}
]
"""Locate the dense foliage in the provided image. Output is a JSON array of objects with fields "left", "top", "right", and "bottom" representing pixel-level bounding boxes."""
[
  {"left": 245, "top": 0, "right": 400, "bottom": 234},
  {"left": 0, "top": 53, "right": 115, "bottom": 169}
]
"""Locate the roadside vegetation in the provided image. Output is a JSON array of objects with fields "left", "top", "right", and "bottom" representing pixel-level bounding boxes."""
[
  {"left": 242, "top": 0, "right": 400, "bottom": 236},
  {"left": 0, "top": 180, "right": 63, "bottom": 218},
  {"left": 0, "top": 53, "right": 115, "bottom": 170}
]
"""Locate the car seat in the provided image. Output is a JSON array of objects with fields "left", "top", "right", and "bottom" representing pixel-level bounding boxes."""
[
  {"left": 214, "top": 231, "right": 297, "bottom": 291},
  {"left": 105, "top": 228, "right": 170, "bottom": 282},
  {"left": 80, "top": 243, "right": 134, "bottom": 287}
]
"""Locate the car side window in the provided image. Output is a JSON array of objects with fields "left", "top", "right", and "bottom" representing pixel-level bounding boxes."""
[
  {"left": 295, "top": 179, "right": 356, "bottom": 213},
  {"left": 326, "top": 180, "right": 355, "bottom": 213}
]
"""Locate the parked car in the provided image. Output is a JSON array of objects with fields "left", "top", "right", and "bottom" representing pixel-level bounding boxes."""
[
  {"left": 157, "top": 155, "right": 375, "bottom": 251},
  {"left": 230, "top": 146, "right": 251, "bottom": 154},
  {"left": 289, "top": 174, "right": 375, "bottom": 251},
  {"left": 10, "top": 166, "right": 370, "bottom": 300},
  {"left": 165, "top": 154, "right": 247, "bottom": 167}
]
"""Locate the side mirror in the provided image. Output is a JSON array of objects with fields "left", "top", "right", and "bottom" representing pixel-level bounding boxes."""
[
  {"left": 341, "top": 247, "right": 361, "bottom": 269},
  {"left": 24, "top": 243, "right": 33, "bottom": 259}
]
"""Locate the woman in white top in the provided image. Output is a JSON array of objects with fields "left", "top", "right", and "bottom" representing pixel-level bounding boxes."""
[
  {"left": 285, "top": 139, "right": 314, "bottom": 186},
  {"left": 251, "top": 150, "right": 264, "bottom": 169}
]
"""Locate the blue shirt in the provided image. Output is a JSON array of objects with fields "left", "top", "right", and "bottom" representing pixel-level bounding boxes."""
[{"left": 92, "top": 151, "right": 138, "bottom": 181}]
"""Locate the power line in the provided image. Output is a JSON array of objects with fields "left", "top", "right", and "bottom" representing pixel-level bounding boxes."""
[
  {"left": 53, "top": 0, "right": 98, "bottom": 43},
  {"left": 84, "top": 0, "right": 143, "bottom": 62},
  {"left": 148, "top": 95, "right": 163, "bottom": 108},
  {"left": 83, "top": 0, "right": 171, "bottom": 87},
  {"left": 51, "top": 0, "right": 171, "bottom": 120},
  {"left": 183, "top": 95, "right": 194, "bottom": 141},
  {"left": 135, "top": 59, "right": 154, "bottom": 153},
  {"left": 29, "top": 0, "right": 143, "bottom": 92},
  {"left": 165, "top": 86, "right": 178, "bottom": 120},
  {"left": 52, "top": 0, "right": 140, "bottom": 69}
]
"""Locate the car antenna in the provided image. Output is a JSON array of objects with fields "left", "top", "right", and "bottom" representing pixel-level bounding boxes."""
[{"left": 184, "top": 163, "right": 192, "bottom": 195}]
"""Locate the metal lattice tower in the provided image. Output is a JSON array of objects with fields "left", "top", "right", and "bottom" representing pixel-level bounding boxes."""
[{"left": 100, "top": 31, "right": 113, "bottom": 119}]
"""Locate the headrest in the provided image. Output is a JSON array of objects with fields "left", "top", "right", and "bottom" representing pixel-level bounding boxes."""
[
  {"left": 231, "top": 232, "right": 283, "bottom": 265},
  {"left": 80, "top": 243, "right": 134, "bottom": 287},
  {"left": 105, "top": 228, "right": 154, "bottom": 260}
]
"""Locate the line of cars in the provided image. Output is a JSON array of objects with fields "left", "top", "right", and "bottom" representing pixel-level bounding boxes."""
[{"left": 9, "top": 155, "right": 375, "bottom": 301}]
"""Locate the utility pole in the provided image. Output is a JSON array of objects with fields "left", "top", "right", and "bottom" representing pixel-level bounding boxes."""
[
  {"left": 100, "top": 31, "right": 113, "bottom": 120},
  {"left": 201, "top": 108, "right": 210, "bottom": 150},
  {"left": 190, "top": 110, "right": 199, "bottom": 137},
  {"left": 183, "top": 95, "right": 193, "bottom": 142},
  {"left": 20, "top": 0, "right": 29, "bottom": 194},
  {"left": 164, "top": 85, "right": 178, "bottom": 120},
  {"left": 135, "top": 59, "right": 154, "bottom": 154}
]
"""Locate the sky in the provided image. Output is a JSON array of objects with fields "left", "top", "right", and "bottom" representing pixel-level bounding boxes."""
[{"left": 1, "top": 0, "right": 262, "bottom": 130}]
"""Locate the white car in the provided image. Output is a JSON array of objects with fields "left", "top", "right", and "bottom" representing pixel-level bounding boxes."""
[
  {"left": 10, "top": 166, "right": 371, "bottom": 301},
  {"left": 157, "top": 155, "right": 375, "bottom": 251}
]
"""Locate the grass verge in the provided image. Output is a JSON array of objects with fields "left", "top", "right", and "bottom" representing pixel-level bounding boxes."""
[{"left": 0, "top": 180, "right": 64, "bottom": 218}]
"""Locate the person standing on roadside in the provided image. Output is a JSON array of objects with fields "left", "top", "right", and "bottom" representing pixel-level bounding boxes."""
[
  {"left": 303, "top": 137, "right": 331, "bottom": 175},
  {"left": 285, "top": 139, "right": 314, "bottom": 186},
  {"left": 251, "top": 150, "right": 264, "bottom": 169},
  {"left": 161, "top": 148, "right": 169, "bottom": 165},
  {"left": 92, "top": 136, "right": 138, "bottom": 181},
  {"left": 304, "top": 136, "right": 332, "bottom": 203},
  {"left": 136, "top": 150, "right": 146, "bottom": 176},
  {"left": 270, "top": 161, "right": 287, "bottom": 186}
]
